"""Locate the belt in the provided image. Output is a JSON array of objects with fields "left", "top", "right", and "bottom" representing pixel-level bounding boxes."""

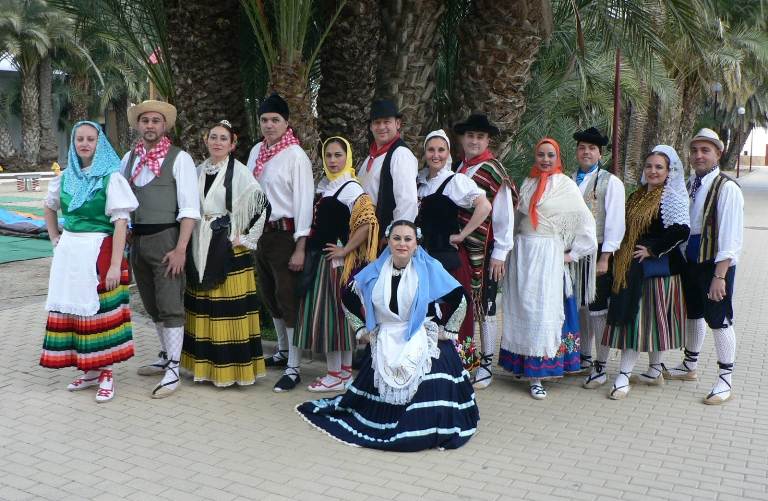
[{"left": 265, "top": 217, "right": 295, "bottom": 233}]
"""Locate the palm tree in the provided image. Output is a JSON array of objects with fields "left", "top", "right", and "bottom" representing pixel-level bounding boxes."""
[
  {"left": 0, "top": 89, "right": 18, "bottom": 162},
  {"left": 0, "top": 0, "right": 77, "bottom": 166},
  {"left": 165, "top": 0, "right": 250, "bottom": 162},
  {"left": 37, "top": 54, "right": 58, "bottom": 164},
  {"left": 374, "top": 0, "right": 445, "bottom": 149},
  {"left": 240, "top": 0, "right": 346, "bottom": 165},
  {"left": 316, "top": 0, "right": 381, "bottom": 160}
]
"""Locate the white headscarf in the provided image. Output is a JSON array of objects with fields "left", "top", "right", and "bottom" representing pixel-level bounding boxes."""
[
  {"left": 641, "top": 144, "right": 690, "bottom": 228},
  {"left": 423, "top": 129, "right": 453, "bottom": 169}
]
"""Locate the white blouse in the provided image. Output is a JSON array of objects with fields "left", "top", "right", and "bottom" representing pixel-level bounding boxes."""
[
  {"left": 44, "top": 172, "right": 139, "bottom": 222},
  {"left": 417, "top": 166, "right": 484, "bottom": 210},
  {"left": 316, "top": 174, "right": 366, "bottom": 212}
]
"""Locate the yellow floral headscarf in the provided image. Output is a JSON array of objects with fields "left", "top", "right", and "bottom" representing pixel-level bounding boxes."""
[{"left": 322, "top": 136, "right": 356, "bottom": 181}]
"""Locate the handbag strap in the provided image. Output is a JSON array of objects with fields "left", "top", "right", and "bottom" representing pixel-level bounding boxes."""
[{"left": 224, "top": 154, "right": 235, "bottom": 213}]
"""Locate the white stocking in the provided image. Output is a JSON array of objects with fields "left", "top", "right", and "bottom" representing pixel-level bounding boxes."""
[
  {"left": 615, "top": 349, "right": 639, "bottom": 388},
  {"left": 711, "top": 326, "right": 736, "bottom": 395},
  {"left": 159, "top": 327, "right": 183, "bottom": 388},
  {"left": 579, "top": 308, "right": 592, "bottom": 359},
  {"left": 341, "top": 350, "right": 353, "bottom": 369},
  {"left": 273, "top": 318, "right": 289, "bottom": 353},
  {"left": 285, "top": 328, "right": 301, "bottom": 378},
  {"left": 326, "top": 351, "right": 342, "bottom": 374}
]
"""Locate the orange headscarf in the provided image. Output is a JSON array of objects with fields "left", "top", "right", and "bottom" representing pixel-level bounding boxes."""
[{"left": 527, "top": 137, "right": 564, "bottom": 229}]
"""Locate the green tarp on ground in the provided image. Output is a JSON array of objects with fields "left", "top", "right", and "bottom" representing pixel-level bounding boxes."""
[{"left": 0, "top": 235, "right": 52, "bottom": 264}]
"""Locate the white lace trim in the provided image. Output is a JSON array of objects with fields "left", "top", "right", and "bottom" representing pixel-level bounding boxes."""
[{"left": 646, "top": 145, "right": 690, "bottom": 228}]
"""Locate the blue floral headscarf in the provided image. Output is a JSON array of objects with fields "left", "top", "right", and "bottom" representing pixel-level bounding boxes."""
[{"left": 63, "top": 121, "right": 121, "bottom": 211}]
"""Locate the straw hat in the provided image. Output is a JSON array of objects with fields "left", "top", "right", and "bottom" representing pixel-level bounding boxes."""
[
  {"left": 689, "top": 128, "right": 724, "bottom": 152},
  {"left": 127, "top": 100, "right": 177, "bottom": 129}
]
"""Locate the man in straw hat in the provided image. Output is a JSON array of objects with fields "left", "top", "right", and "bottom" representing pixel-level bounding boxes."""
[
  {"left": 664, "top": 128, "right": 744, "bottom": 405},
  {"left": 122, "top": 100, "right": 200, "bottom": 398},
  {"left": 246, "top": 93, "right": 314, "bottom": 393},
  {"left": 569, "top": 127, "right": 626, "bottom": 390},
  {"left": 451, "top": 113, "right": 517, "bottom": 389}
]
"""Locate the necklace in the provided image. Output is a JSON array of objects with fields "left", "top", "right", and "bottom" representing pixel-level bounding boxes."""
[
  {"left": 391, "top": 265, "right": 406, "bottom": 277},
  {"left": 203, "top": 157, "right": 228, "bottom": 175}
]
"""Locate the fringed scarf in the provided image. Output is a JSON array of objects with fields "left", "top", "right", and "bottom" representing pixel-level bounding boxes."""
[
  {"left": 612, "top": 185, "right": 663, "bottom": 293},
  {"left": 340, "top": 193, "right": 379, "bottom": 284}
]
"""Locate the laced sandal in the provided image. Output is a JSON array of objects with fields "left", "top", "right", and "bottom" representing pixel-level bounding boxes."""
[
  {"left": 340, "top": 364, "right": 353, "bottom": 380},
  {"left": 67, "top": 371, "right": 100, "bottom": 391},
  {"left": 529, "top": 384, "right": 547, "bottom": 400},
  {"left": 472, "top": 354, "right": 494, "bottom": 389},
  {"left": 574, "top": 354, "right": 593, "bottom": 375},
  {"left": 151, "top": 361, "right": 180, "bottom": 399},
  {"left": 265, "top": 350, "right": 289, "bottom": 368},
  {"left": 137, "top": 351, "right": 168, "bottom": 376},
  {"left": 609, "top": 371, "right": 631, "bottom": 400},
  {"left": 95, "top": 370, "right": 115, "bottom": 403},
  {"left": 704, "top": 362, "right": 733, "bottom": 405},
  {"left": 273, "top": 367, "right": 301, "bottom": 393},
  {"left": 663, "top": 349, "right": 699, "bottom": 381},
  {"left": 633, "top": 363, "right": 665, "bottom": 386},
  {"left": 582, "top": 360, "right": 607, "bottom": 389},
  {"left": 307, "top": 371, "right": 346, "bottom": 392}
]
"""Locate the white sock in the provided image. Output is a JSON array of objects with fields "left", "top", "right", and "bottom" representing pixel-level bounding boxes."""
[
  {"left": 285, "top": 329, "right": 300, "bottom": 378},
  {"left": 273, "top": 318, "right": 289, "bottom": 353},
  {"left": 711, "top": 326, "right": 736, "bottom": 395},
  {"left": 341, "top": 350, "right": 353, "bottom": 370},
  {"left": 580, "top": 309, "right": 593, "bottom": 360},
  {"left": 154, "top": 322, "right": 167, "bottom": 353},
  {"left": 482, "top": 315, "right": 498, "bottom": 358},
  {"left": 616, "top": 349, "right": 639, "bottom": 388},
  {"left": 326, "top": 351, "right": 342, "bottom": 374},
  {"left": 643, "top": 351, "right": 664, "bottom": 378},
  {"left": 530, "top": 378, "right": 542, "bottom": 387},
  {"left": 159, "top": 327, "right": 183, "bottom": 388},
  {"left": 596, "top": 342, "right": 610, "bottom": 365}
]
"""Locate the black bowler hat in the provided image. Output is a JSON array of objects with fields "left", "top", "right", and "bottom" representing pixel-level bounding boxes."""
[
  {"left": 573, "top": 127, "right": 609, "bottom": 147},
  {"left": 258, "top": 93, "right": 290, "bottom": 120},
  {"left": 453, "top": 114, "right": 500, "bottom": 136},
  {"left": 369, "top": 99, "right": 403, "bottom": 121}
]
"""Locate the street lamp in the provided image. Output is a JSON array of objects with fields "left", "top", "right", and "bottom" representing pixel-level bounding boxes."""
[
  {"left": 736, "top": 106, "right": 746, "bottom": 178},
  {"left": 749, "top": 119, "right": 755, "bottom": 172},
  {"left": 712, "top": 82, "right": 723, "bottom": 121}
]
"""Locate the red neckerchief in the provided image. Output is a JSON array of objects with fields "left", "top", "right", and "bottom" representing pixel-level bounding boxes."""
[
  {"left": 130, "top": 136, "right": 171, "bottom": 183},
  {"left": 253, "top": 127, "right": 301, "bottom": 178},
  {"left": 458, "top": 149, "right": 495, "bottom": 175},
  {"left": 366, "top": 135, "right": 401, "bottom": 172}
]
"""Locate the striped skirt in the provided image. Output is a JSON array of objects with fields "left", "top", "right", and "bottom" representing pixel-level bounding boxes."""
[
  {"left": 603, "top": 275, "right": 686, "bottom": 352},
  {"left": 296, "top": 340, "right": 479, "bottom": 452},
  {"left": 40, "top": 257, "right": 134, "bottom": 370},
  {"left": 498, "top": 294, "right": 581, "bottom": 380},
  {"left": 294, "top": 256, "right": 355, "bottom": 353},
  {"left": 182, "top": 247, "right": 265, "bottom": 387}
]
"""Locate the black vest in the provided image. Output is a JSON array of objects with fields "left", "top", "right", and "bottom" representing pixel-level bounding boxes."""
[
  {"left": 417, "top": 175, "right": 461, "bottom": 270},
  {"left": 375, "top": 138, "right": 408, "bottom": 239},
  {"left": 308, "top": 181, "right": 354, "bottom": 251}
]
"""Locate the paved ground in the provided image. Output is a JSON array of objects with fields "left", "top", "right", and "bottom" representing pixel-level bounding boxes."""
[{"left": 1, "top": 168, "right": 767, "bottom": 501}]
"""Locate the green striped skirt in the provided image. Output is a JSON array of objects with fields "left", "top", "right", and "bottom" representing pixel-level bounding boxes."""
[
  {"left": 294, "top": 256, "right": 355, "bottom": 353},
  {"left": 603, "top": 274, "right": 686, "bottom": 352}
]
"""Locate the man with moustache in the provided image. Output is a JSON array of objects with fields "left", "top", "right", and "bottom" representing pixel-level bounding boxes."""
[
  {"left": 246, "top": 93, "right": 314, "bottom": 392},
  {"left": 357, "top": 99, "right": 419, "bottom": 243},
  {"left": 122, "top": 100, "right": 200, "bottom": 398},
  {"left": 665, "top": 128, "right": 743, "bottom": 405},
  {"left": 569, "top": 127, "right": 626, "bottom": 390},
  {"left": 451, "top": 114, "right": 517, "bottom": 388}
]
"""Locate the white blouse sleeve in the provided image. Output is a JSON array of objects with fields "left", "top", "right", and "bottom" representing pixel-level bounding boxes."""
[
  {"left": 715, "top": 180, "right": 744, "bottom": 265},
  {"left": 43, "top": 175, "right": 62, "bottom": 211},
  {"left": 601, "top": 175, "right": 626, "bottom": 253},
  {"left": 490, "top": 184, "right": 516, "bottom": 261},
  {"left": 446, "top": 174, "right": 484, "bottom": 210},
  {"left": 105, "top": 173, "right": 139, "bottom": 222},
  {"left": 172, "top": 151, "right": 202, "bottom": 221},
  {"left": 292, "top": 151, "right": 315, "bottom": 240},
  {"left": 390, "top": 148, "right": 419, "bottom": 222}
]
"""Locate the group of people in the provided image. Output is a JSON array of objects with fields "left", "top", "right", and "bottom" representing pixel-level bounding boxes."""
[{"left": 39, "top": 92, "right": 744, "bottom": 452}]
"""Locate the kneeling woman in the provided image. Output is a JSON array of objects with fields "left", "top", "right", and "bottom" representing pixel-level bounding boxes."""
[
  {"left": 295, "top": 136, "right": 378, "bottom": 392},
  {"left": 41, "top": 121, "right": 138, "bottom": 403},
  {"left": 296, "top": 220, "right": 479, "bottom": 451},
  {"left": 182, "top": 120, "right": 270, "bottom": 387},
  {"left": 601, "top": 146, "right": 690, "bottom": 399}
]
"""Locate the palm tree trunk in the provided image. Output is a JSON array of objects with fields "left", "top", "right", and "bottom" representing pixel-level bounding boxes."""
[
  {"left": 623, "top": 87, "right": 649, "bottom": 186},
  {"left": 375, "top": 0, "right": 445, "bottom": 149},
  {"left": 38, "top": 55, "right": 58, "bottom": 165},
  {"left": 317, "top": 0, "right": 381, "bottom": 161},
  {"left": 21, "top": 64, "right": 41, "bottom": 167},
  {"left": 68, "top": 73, "right": 91, "bottom": 123},
  {"left": 452, "top": 0, "right": 552, "bottom": 160},
  {"left": 112, "top": 94, "right": 132, "bottom": 154},
  {"left": 166, "top": 0, "right": 250, "bottom": 162},
  {"left": 0, "top": 121, "right": 17, "bottom": 161}
]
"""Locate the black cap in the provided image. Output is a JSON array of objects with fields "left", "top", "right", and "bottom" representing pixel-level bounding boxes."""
[
  {"left": 258, "top": 93, "right": 290, "bottom": 120},
  {"left": 369, "top": 99, "right": 402, "bottom": 121},
  {"left": 453, "top": 114, "right": 500, "bottom": 136},
  {"left": 573, "top": 127, "right": 609, "bottom": 147}
]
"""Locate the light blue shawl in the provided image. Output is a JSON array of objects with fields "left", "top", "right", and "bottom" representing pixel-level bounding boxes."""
[{"left": 63, "top": 121, "right": 121, "bottom": 211}]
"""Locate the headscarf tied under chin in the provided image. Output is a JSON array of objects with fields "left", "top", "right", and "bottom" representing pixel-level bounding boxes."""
[
  {"left": 63, "top": 120, "right": 121, "bottom": 212},
  {"left": 527, "top": 137, "right": 564, "bottom": 229},
  {"left": 642, "top": 144, "right": 690, "bottom": 228},
  {"left": 322, "top": 136, "right": 356, "bottom": 181},
  {"left": 423, "top": 129, "right": 453, "bottom": 170}
]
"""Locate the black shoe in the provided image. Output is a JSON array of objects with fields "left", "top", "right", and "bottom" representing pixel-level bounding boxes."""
[
  {"left": 273, "top": 373, "right": 301, "bottom": 393},
  {"left": 265, "top": 350, "right": 288, "bottom": 368}
]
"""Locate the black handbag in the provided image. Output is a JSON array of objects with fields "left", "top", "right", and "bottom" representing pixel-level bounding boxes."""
[
  {"left": 187, "top": 157, "right": 236, "bottom": 290},
  {"left": 642, "top": 254, "right": 670, "bottom": 278}
]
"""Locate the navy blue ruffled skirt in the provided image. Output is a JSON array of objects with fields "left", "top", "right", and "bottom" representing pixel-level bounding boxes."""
[{"left": 296, "top": 340, "right": 479, "bottom": 452}]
